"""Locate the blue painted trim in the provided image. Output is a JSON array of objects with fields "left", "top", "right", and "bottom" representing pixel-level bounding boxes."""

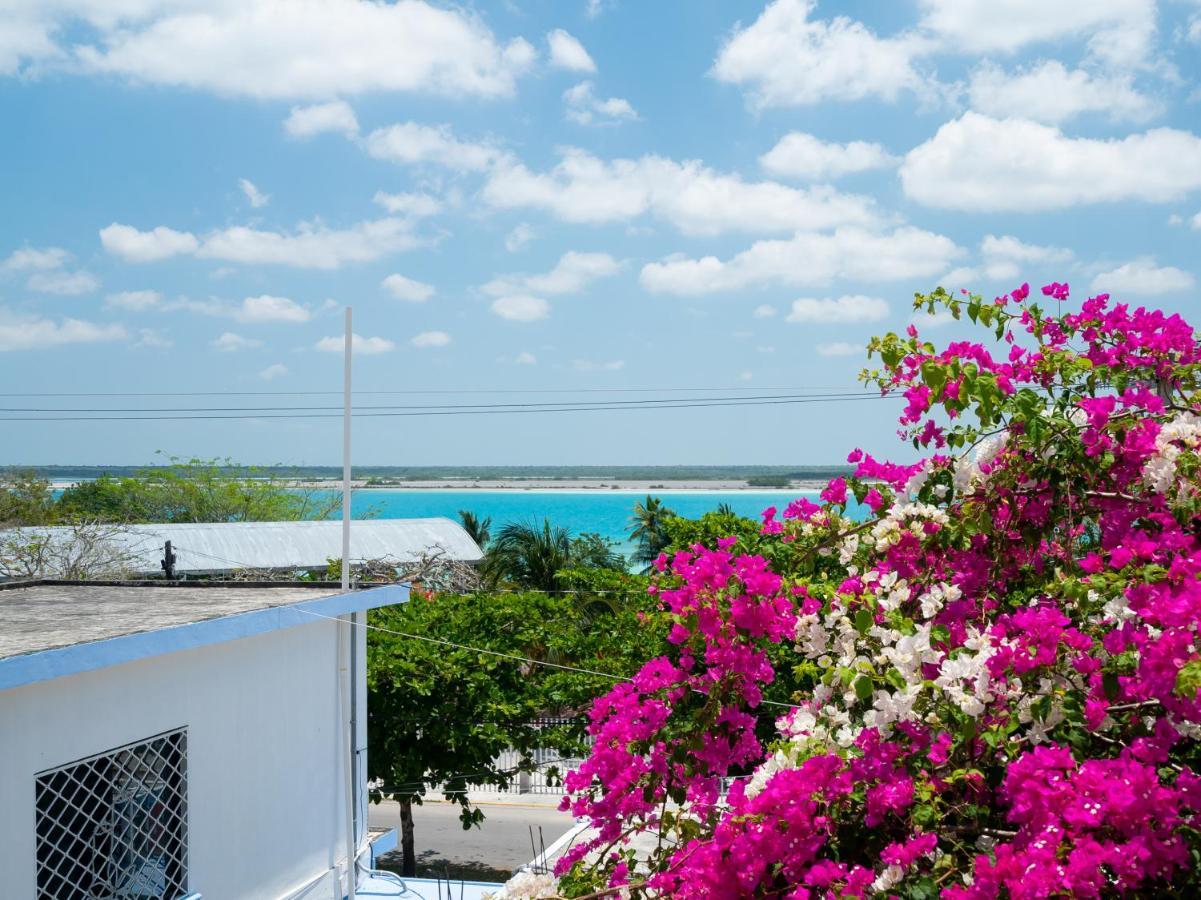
[
  {"left": 0, "top": 584, "right": 408, "bottom": 692},
  {"left": 370, "top": 826, "right": 398, "bottom": 861}
]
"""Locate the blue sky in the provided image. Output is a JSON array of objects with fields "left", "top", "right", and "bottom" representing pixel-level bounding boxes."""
[{"left": 2, "top": 0, "right": 1200, "bottom": 466}]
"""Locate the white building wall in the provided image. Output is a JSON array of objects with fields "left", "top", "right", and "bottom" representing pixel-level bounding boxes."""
[{"left": 0, "top": 618, "right": 357, "bottom": 899}]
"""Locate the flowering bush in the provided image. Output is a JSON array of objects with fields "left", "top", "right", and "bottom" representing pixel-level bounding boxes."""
[{"left": 530, "top": 283, "right": 1201, "bottom": 899}]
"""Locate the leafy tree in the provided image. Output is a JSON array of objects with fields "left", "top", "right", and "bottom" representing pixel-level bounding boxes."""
[
  {"left": 367, "top": 587, "right": 656, "bottom": 876},
  {"left": 484, "top": 519, "right": 623, "bottom": 591},
  {"left": 628, "top": 495, "right": 676, "bottom": 573},
  {"left": 0, "top": 469, "right": 56, "bottom": 526},
  {"left": 54, "top": 455, "right": 340, "bottom": 523},
  {"left": 457, "top": 509, "right": 492, "bottom": 549},
  {"left": 568, "top": 531, "right": 626, "bottom": 572}
]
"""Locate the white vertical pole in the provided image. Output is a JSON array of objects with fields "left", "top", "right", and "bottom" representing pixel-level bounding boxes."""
[
  {"left": 342, "top": 307, "right": 357, "bottom": 899},
  {"left": 342, "top": 307, "right": 353, "bottom": 591}
]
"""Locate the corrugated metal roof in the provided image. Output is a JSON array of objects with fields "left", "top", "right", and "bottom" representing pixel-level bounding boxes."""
[{"left": 5, "top": 518, "right": 482, "bottom": 575}]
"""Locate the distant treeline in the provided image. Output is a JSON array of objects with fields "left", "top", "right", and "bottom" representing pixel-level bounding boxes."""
[{"left": 11, "top": 464, "right": 852, "bottom": 482}]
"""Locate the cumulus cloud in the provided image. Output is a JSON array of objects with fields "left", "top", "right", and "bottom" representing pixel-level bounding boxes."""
[
  {"left": 315, "top": 333, "right": 395, "bottom": 354},
  {"left": 212, "top": 332, "right": 263, "bottom": 352},
  {"left": 239, "top": 178, "right": 269, "bottom": 208},
  {"left": 563, "top": 81, "right": 637, "bottom": 125},
  {"left": 259, "top": 363, "right": 288, "bottom": 380},
  {"left": 284, "top": 100, "right": 360, "bottom": 138},
  {"left": 760, "top": 132, "right": 897, "bottom": 180},
  {"left": 2, "top": 246, "right": 69, "bottom": 271},
  {"left": 547, "top": 29, "right": 596, "bottom": 72},
  {"left": 372, "top": 191, "right": 443, "bottom": 218},
  {"left": 363, "top": 122, "right": 504, "bottom": 172},
  {"left": 100, "top": 223, "right": 199, "bottom": 262},
  {"left": 505, "top": 223, "right": 535, "bottom": 253},
  {"left": 944, "top": 234, "right": 1076, "bottom": 287},
  {"left": 901, "top": 113, "right": 1201, "bottom": 211},
  {"left": 172, "top": 295, "right": 312, "bottom": 323},
  {"left": 712, "top": 0, "right": 928, "bottom": 108},
  {"left": 133, "top": 328, "right": 172, "bottom": 349},
  {"left": 491, "top": 295, "right": 550, "bottom": 322},
  {"left": 410, "top": 330, "right": 451, "bottom": 348},
  {"left": 786, "top": 296, "right": 889, "bottom": 324},
  {"left": 382, "top": 273, "right": 435, "bottom": 302},
  {"left": 483, "top": 251, "right": 620, "bottom": 297},
  {"left": 27, "top": 269, "right": 99, "bottom": 295},
  {"left": 816, "top": 341, "right": 861, "bottom": 357},
  {"left": 102, "top": 218, "right": 422, "bottom": 269},
  {"left": 482, "top": 148, "right": 878, "bottom": 236},
  {"left": 918, "top": 0, "right": 1155, "bottom": 64},
  {"left": 47, "top": 1, "right": 535, "bottom": 100},
  {"left": 0, "top": 309, "right": 126, "bottom": 352},
  {"left": 968, "top": 61, "right": 1158, "bottom": 125},
  {"left": 572, "top": 358, "right": 624, "bottom": 371},
  {"left": 1090, "top": 257, "right": 1195, "bottom": 295},
  {"left": 106, "top": 289, "right": 163, "bottom": 311},
  {"left": 640, "top": 226, "right": 962, "bottom": 295}
]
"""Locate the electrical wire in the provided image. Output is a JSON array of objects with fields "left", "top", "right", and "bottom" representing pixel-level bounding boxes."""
[
  {"left": 0, "top": 385, "right": 867, "bottom": 398},
  {"left": 0, "top": 391, "right": 879, "bottom": 413},
  {"left": 0, "top": 394, "right": 895, "bottom": 422}
]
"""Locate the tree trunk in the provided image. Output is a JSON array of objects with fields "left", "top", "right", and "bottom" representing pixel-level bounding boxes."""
[{"left": 400, "top": 798, "right": 416, "bottom": 877}]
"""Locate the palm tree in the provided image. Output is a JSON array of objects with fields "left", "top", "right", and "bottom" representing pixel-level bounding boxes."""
[
  {"left": 458, "top": 509, "right": 492, "bottom": 550},
  {"left": 629, "top": 495, "right": 675, "bottom": 574},
  {"left": 486, "top": 519, "right": 574, "bottom": 592},
  {"left": 716, "top": 502, "right": 736, "bottom": 516}
]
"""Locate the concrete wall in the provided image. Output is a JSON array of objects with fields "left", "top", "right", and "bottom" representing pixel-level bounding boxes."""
[{"left": 0, "top": 618, "right": 359, "bottom": 899}]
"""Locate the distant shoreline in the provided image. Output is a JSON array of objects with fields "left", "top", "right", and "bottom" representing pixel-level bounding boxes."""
[{"left": 50, "top": 478, "right": 827, "bottom": 493}]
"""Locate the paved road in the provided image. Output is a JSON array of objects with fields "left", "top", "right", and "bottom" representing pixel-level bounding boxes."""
[{"left": 370, "top": 798, "right": 578, "bottom": 881}]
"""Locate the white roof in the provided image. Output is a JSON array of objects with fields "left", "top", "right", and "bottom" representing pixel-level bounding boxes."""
[{"left": 7, "top": 518, "right": 482, "bottom": 575}]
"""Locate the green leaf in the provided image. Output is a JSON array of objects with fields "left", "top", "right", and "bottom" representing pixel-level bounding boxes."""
[{"left": 853, "top": 675, "right": 874, "bottom": 702}]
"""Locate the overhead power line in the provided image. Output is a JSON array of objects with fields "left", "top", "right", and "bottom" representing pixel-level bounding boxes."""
[
  {"left": 0, "top": 393, "right": 895, "bottom": 422},
  {"left": 0, "top": 385, "right": 865, "bottom": 398}
]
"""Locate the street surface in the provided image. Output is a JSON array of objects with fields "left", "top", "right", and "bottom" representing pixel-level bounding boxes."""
[{"left": 370, "top": 796, "right": 577, "bottom": 881}]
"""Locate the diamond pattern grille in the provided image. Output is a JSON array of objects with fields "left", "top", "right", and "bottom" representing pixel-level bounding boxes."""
[{"left": 35, "top": 729, "right": 188, "bottom": 900}]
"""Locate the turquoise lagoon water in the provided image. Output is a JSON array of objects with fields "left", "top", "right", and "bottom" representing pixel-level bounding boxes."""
[{"left": 346, "top": 489, "right": 818, "bottom": 552}]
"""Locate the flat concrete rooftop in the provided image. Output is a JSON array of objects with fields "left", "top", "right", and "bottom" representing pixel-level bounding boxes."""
[{"left": 0, "top": 581, "right": 345, "bottom": 662}]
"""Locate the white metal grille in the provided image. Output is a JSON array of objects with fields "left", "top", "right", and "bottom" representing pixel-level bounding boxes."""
[{"left": 35, "top": 729, "right": 188, "bottom": 900}]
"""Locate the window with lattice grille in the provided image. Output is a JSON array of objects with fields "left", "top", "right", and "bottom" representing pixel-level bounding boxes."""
[{"left": 35, "top": 728, "right": 188, "bottom": 900}]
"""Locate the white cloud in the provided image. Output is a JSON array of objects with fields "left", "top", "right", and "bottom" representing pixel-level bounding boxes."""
[
  {"left": 572, "top": 358, "right": 624, "bottom": 371},
  {"left": 0, "top": 309, "right": 126, "bottom": 352},
  {"left": 505, "top": 223, "right": 535, "bottom": 253},
  {"left": 483, "top": 147, "right": 878, "bottom": 236},
  {"left": 491, "top": 295, "right": 549, "bottom": 321},
  {"left": 259, "top": 363, "right": 288, "bottom": 380},
  {"left": 382, "top": 273, "right": 435, "bottom": 303},
  {"left": 27, "top": 269, "right": 99, "bottom": 295},
  {"left": 918, "top": 0, "right": 1155, "bottom": 62},
  {"left": 364, "top": 122, "right": 503, "bottom": 172},
  {"left": 284, "top": 100, "right": 359, "bottom": 138},
  {"left": 1090, "top": 257, "right": 1195, "bottom": 295},
  {"left": 483, "top": 251, "right": 620, "bottom": 297},
  {"left": 238, "top": 294, "right": 311, "bottom": 323},
  {"left": 786, "top": 296, "right": 889, "bottom": 324},
  {"left": 760, "top": 132, "right": 897, "bottom": 180},
  {"left": 547, "top": 29, "right": 596, "bottom": 72},
  {"left": 239, "top": 177, "right": 269, "bottom": 208},
  {"left": 104, "top": 218, "right": 423, "bottom": 269},
  {"left": 968, "top": 61, "right": 1158, "bottom": 125},
  {"left": 170, "top": 295, "right": 311, "bottom": 323},
  {"left": 411, "top": 330, "right": 451, "bottom": 348},
  {"left": 212, "top": 332, "right": 263, "bottom": 352},
  {"left": 981, "top": 234, "right": 1073, "bottom": 265},
  {"left": 640, "top": 226, "right": 962, "bottom": 295},
  {"left": 515, "top": 350, "right": 536, "bottom": 365},
  {"left": 60, "top": 1, "right": 535, "bottom": 100},
  {"left": 817, "top": 341, "right": 861, "bottom": 357},
  {"left": 753, "top": 304, "right": 777, "bottom": 318},
  {"left": 563, "top": 81, "right": 637, "bottom": 125},
  {"left": 133, "top": 328, "right": 172, "bottom": 349},
  {"left": 106, "top": 289, "right": 162, "bottom": 311},
  {"left": 712, "top": 0, "right": 928, "bottom": 109},
  {"left": 100, "top": 223, "right": 199, "bottom": 262},
  {"left": 945, "top": 233, "right": 1077, "bottom": 286},
  {"left": 372, "top": 191, "right": 443, "bottom": 218},
  {"left": 1193, "top": 212, "right": 1201, "bottom": 230},
  {"left": 315, "top": 333, "right": 395, "bottom": 355},
  {"left": 901, "top": 113, "right": 1201, "bottom": 211},
  {"left": 3, "top": 246, "right": 69, "bottom": 271}
]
